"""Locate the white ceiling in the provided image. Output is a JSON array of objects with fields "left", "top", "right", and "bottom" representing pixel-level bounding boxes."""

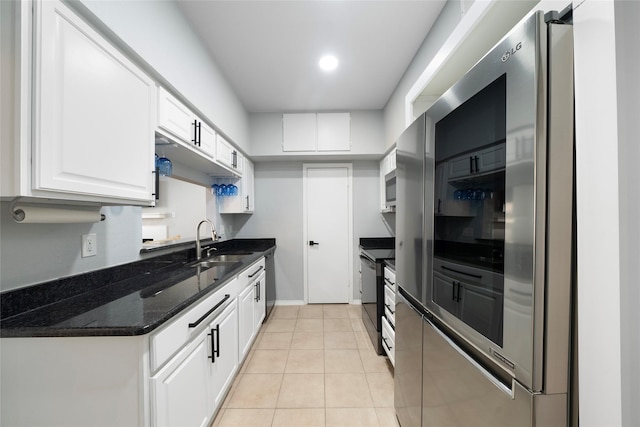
[{"left": 177, "top": 1, "right": 447, "bottom": 113}]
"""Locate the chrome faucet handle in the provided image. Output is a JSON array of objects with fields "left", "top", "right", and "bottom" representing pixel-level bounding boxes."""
[{"left": 206, "top": 247, "right": 218, "bottom": 257}]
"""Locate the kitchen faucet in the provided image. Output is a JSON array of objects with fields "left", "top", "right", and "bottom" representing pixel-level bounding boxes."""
[{"left": 196, "top": 219, "right": 218, "bottom": 260}]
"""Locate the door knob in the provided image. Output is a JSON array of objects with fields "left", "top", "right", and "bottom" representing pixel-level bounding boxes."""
[{"left": 309, "top": 240, "right": 319, "bottom": 246}]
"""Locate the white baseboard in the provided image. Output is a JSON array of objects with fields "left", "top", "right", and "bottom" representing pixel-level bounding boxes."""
[
  {"left": 274, "top": 300, "right": 362, "bottom": 306},
  {"left": 274, "top": 300, "right": 305, "bottom": 306}
]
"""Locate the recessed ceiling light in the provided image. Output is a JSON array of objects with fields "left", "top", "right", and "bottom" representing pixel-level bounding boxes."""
[{"left": 319, "top": 55, "right": 338, "bottom": 71}]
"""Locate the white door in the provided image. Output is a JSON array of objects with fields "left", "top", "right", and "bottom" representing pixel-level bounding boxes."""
[{"left": 304, "top": 164, "right": 352, "bottom": 303}]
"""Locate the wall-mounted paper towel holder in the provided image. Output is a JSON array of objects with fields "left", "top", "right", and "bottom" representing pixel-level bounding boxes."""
[{"left": 9, "top": 198, "right": 106, "bottom": 224}]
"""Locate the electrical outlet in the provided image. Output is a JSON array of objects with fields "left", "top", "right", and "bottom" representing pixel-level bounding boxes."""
[{"left": 82, "top": 234, "right": 97, "bottom": 258}]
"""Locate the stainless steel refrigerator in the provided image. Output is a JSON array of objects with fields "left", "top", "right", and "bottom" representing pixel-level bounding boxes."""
[{"left": 394, "top": 10, "right": 575, "bottom": 427}]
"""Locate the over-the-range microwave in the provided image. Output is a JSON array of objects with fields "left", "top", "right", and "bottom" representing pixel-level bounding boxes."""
[{"left": 384, "top": 170, "right": 396, "bottom": 209}]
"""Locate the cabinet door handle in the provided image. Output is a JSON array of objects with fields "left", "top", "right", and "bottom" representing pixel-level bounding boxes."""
[
  {"left": 382, "top": 336, "right": 393, "bottom": 351},
  {"left": 188, "top": 294, "right": 231, "bottom": 328},
  {"left": 474, "top": 156, "right": 479, "bottom": 173},
  {"left": 248, "top": 265, "right": 264, "bottom": 278},
  {"left": 469, "top": 156, "right": 474, "bottom": 173},
  {"left": 451, "top": 280, "right": 456, "bottom": 301},
  {"left": 209, "top": 325, "right": 220, "bottom": 364},
  {"left": 192, "top": 120, "right": 200, "bottom": 146},
  {"left": 384, "top": 303, "right": 395, "bottom": 314},
  {"left": 232, "top": 150, "right": 237, "bottom": 168},
  {"left": 246, "top": 195, "right": 249, "bottom": 210},
  {"left": 198, "top": 121, "right": 202, "bottom": 146},
  {"left": 152, "top": 168, "right": 159, "bottom": 200}
]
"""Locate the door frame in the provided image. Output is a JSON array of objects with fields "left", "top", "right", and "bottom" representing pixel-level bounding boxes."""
[{"left": 302, "top": 163, "right": 354, "bottom": 304}]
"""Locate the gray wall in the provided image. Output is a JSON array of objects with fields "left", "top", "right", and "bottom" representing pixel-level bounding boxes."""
[
  {"left": 0, "top": 203, "right": 142, "bottom": 291},
  {"left": 383, "top": 0, "right": 467, "bottom": 147},
  {"left": 234, "top": 161, "right": 392, "bottom": 303}
]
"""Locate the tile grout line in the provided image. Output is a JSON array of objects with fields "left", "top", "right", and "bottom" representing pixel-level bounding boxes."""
[{"left": 215, "top": 304, "right": 395, "bottom": 426}]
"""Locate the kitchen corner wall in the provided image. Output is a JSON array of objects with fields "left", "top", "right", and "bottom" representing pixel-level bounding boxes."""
[
  {"left": 233, "top": 161, "right": 391, "bottom": 303},
  {"left": 383, "top": 0, "right": 467, "bottom": 147}
]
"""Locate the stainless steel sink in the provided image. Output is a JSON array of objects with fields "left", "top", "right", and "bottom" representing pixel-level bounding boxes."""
[
  {"left": 207, "top": 253, "right": 252, "bottom": 263},
  {"left": 189, "top": 252, "right": 252, "bottom": 269},
  {"left": 190, "top": 260, "right": 237, "bottom": 269}
]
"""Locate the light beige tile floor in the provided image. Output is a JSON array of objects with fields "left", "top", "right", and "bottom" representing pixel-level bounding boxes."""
[{"left": 212, "top": 304, "right": 399, "bottom": 427}]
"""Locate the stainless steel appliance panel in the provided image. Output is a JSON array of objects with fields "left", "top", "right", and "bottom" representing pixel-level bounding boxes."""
[
  {"left": 395, "top": 288, "right": 424, "bottom": 427},
  {"left": 385, "top": 170, "right": 397, "bottom": 208},
  {"left": 422, "top": 315, "right": 532, "bottom": 427},
  {"left": 395, "top": 116, "right": 426, "bottom": 302},
  {"left": 423, "top": 12, "right": 574, "bottom": 393}
]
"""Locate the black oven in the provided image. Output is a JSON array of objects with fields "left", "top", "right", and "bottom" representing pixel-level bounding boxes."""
[{"left": 359, "top": 238, "right": 394, "bottom": 355}]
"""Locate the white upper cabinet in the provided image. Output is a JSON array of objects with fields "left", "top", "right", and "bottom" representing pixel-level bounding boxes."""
[
  {"left": 31, "top": 0, "right": 156, "bottom": 204},
  {"left": 157, "top": 87, "right": 215, "bottom": 159},
  {"left": 216, "top": 134, "right": 243, "bottom": 175},
  {"left": 155, "top": 88, "right": 242, "bottom": 178},
  {"left": 317, "top": 113, "right": 350, "bottom": 151},
  {"left": 158, "top": 88, "right": 193, "bottom": 145},
  {"left": 282, "top": 113, "right": 350, "bottom": 152},
  {"left": 282, "top": 113, "right": 317, "bottom": 152},
  {"left": 219, "top": 158, "right": 255, "bottom": 214}
]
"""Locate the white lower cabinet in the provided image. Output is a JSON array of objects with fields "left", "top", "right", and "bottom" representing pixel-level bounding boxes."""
[
  {"left": 151, "top": 280, "right": 238, "bottom": 427},
  {"left": 152, "top": 329, "right": 211, "bottom": 427},
  {"left": 237, "top": 258, "right": 266, "bottom": 362},
  {"left": 151, "top": 299, "right": 238, "bottom": 427},
  {"left": 238, "top": 282, "right": 257, "bottom": 364},
  {"left": 382, "top": 265, "right": 396, "bottom": 366},
  {"left": 0, "top": 259, "right": 269, "bottom": 427},
  {"left": 254, "top": 272, "right": 266, "bottom": 329},
  {"left": 209, "top": 302, "right": 239, "bottom": 409},
  {"left": 382, "top": 316, "right": 395, "bottom": 367}
]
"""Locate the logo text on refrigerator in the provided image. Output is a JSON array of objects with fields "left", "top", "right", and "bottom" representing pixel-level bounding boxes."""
[{"left": 501, "top": 42, "right": 522, "bottom": 62}]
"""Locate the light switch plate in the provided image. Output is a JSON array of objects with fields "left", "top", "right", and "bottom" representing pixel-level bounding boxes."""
[{"left": 82, "top": 234, "right": 97, "bottom": 257}]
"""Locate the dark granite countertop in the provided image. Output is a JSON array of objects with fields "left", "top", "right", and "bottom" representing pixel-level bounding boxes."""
[
  {"left": 359, "top": 237, "right": 395, "bottom": 263},
  {"left": 0, "top": 238, "right": 276, "bottom": 338}
]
